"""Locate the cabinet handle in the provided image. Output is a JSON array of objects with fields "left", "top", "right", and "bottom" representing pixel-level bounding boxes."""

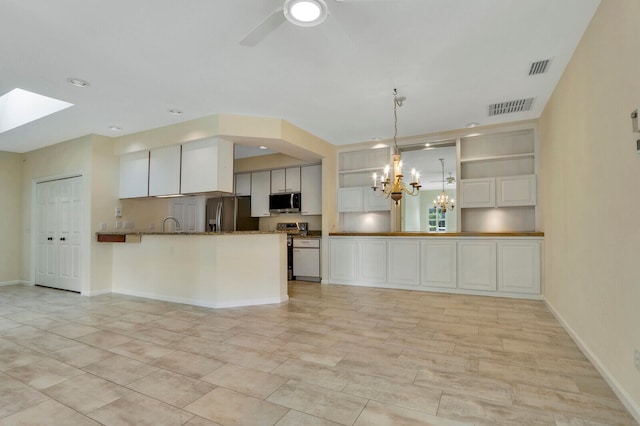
[
  {"left": 47, "top": 237, "right": 53, "bottom": 241},
  {"left": 60, "top": 237, "right": 66, "bottom": 241}
]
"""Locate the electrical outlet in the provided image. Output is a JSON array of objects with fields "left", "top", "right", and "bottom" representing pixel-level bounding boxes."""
[
  {"left": 148, "top": 223, "right": 155, "bottom": 230},
  {"left": 124, "top": 221, "right": 134, "bottom": 229},
  {"left": 99, "top": 223, "right": 106, "bottom": 231},
  {"left": 635, "top": 349, "right": 640, "bottom": 371},
  {"left": 115, "top": 221, "right": 122, "bottom": 229}
]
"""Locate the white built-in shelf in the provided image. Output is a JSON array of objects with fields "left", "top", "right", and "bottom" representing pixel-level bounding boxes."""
[{"left": 460, "top": 152, "right": 535, "bottom": 164}]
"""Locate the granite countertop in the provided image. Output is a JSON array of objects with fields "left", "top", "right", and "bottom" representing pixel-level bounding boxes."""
[
  {"left": 329, "top": 231, "right": 544, "bottom": 237},
  {"left": 96, "top": 230, "right": 287, "bottom": 236}
]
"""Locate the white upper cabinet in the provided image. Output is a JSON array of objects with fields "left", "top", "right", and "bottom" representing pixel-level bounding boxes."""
[
  {"left": 300, "top": 165, "right": 322, "bottom": 215},
  {"left": 251, "top": 170, "right": 271, "bottom": 217},
  {"left": 119, "top": 150, "right": 149, "bottom": 199},
  {"left": 459, "top": 178, "right": 496, "bottom": 208},
  {"left": 365, "top": 189, "right": 392, "bottom": 212},
  {"left": 149, "top": 145, "right": 181, "bottom": 196},
  {"left": 496, "top": 175, "right": 536, "bottom": 206},
  {"left": 235, "top": 173, "right": 251, "bottom": 196},
  {"left": 181, "top": 137, "right": 234, "bottom": 194},
  {"left": 271, "top": 167, "right": 301, "bottom": 193},
  {"left": 337, "top": 187, "right": 364, "bottom": 212}
]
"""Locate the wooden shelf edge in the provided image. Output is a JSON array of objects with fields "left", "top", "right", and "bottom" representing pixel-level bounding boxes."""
[{"left": 460, "top": 153, "right": 535, "bottom": 164}]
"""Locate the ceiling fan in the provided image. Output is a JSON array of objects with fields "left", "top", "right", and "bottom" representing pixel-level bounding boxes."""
[
  {"left": 239, "top": 0, "right": 374, "bottom": 47},
  {"left": 431, "top": 173, "right": 456, "bottom": 185}
]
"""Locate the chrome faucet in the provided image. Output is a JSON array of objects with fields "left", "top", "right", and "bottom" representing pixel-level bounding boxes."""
[{"left": 161, "top": 216, "right": 181, "bottom": 232}]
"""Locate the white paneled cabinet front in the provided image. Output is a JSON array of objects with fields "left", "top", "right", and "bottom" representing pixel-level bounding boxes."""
[
  {"left": 359, "top": 239, "right": 387, "bottom": 284},
  {"left": 300, "top": 165, "right": 321, "bottom": 215},
  {"left": 497, "top": 241, "right": 540, "bottom": 293},
  {"left": 458, "top": 240, "right": 497, "bottom": 291},
  {"left": 119, "top": 150, "right": 149, "bottom": 199},
  {"left": 420, "top": 241, "right": 457, "bottom": 289},
  {"left": 337, "top": 187, "right": 364, "bottom": 212},
  {"left": 496, "top": 175, "right": 536, "bottom": 206},
  {"left": 149, "top": 145, "right": 181, "bottom": 196},
  {"left": 181, "top": 138, "right": 234, "bottom": 194},
  {"left": 235, "top": 173, "right": 251, "bottom": 196},
  {"left": 251, "top": 170, "right": 271, "bottom": 217},
  {"left": 459, "top": 178, "right": 495, "bottom": 208},
  {"left": 365, "top": 190, "right": 392, "bottom": 212},
  {"left": 387, "top": 240, "right": 420, "bottom": 286},
  {"left": 329, "top": 239, "right": 359, "bottom": 282},
  {"left": 271, "top": 167, "right": 301, "bottom": 193}
]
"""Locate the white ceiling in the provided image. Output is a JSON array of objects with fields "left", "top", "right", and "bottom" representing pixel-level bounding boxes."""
[{"left": 0, "top": 0, "right": 601, "bottom": 154}]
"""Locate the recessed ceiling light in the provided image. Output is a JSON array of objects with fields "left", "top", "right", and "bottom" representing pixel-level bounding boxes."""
[
  {"left": 466, "top": 122, "right": 480, "bottom": 128},
  {"left": 168, "top": 109, "right": 183, "bottom": 115},
  {"left": 284, "top": 0, "right": 328, "bottom": 27},
  {"left": 425, "top": 143, "right": 431, "bottom": 147},
  {"left": 0, "top": 88, "right": 73, "bottom": 134},
  {"left": 259, "top": 145, "right": 268, "bottom": 150},
  {"left": 108, "top": 126, "right": 122, "bottom": 131},
  {"left": 67, "top": 77, "right": 89, "bottom": 88}
]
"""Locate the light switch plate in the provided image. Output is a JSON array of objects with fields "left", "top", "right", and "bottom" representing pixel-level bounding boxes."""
[{"left": 115, "top": 207, "right": 122, "bottom": 217}]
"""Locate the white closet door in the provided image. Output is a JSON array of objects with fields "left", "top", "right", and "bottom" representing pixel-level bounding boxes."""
[{"left": 35, "top": 176, "right": 83, "bottom": 292}]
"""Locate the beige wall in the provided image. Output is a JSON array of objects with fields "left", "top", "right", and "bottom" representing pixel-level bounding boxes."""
[
  {"left": 21, "top": 135, "right": 120, "bottom": 295},
  {"left": 539, "top": 0, "right": 640, "bottom": 416},
  {"left": 0, "top": 152, "right": 23, "bottom": 284}
]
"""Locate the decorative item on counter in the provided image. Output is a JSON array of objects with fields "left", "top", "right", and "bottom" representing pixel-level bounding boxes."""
[{"left": 371, "top": 89, "right": 421, "bottom": 205}]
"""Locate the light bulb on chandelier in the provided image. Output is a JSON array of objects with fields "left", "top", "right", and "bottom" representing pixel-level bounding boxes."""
[{"left": 371, "top": 89, "right": 421, "bottom": 205}]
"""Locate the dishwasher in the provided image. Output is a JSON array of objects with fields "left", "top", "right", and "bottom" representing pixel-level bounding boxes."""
[{"left": 292, "top": 238, "right": 320, "bottom": 282}]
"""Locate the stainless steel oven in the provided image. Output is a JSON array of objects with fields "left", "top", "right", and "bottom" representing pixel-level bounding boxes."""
[{"left": 276, "top": 222, "right": 308, "bottom": 280}]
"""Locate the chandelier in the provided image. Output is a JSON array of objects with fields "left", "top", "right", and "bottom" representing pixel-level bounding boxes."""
[
  {"left": 371, "top": 89, "right": 421, "bottom": 205},
  {"left": 433, "top": 158, "right": 455, "bottom": 213}
]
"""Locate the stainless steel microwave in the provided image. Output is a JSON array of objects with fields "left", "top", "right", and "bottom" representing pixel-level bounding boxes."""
[{"left": 269, "top": 193, "right": 301, "bottom": 213}]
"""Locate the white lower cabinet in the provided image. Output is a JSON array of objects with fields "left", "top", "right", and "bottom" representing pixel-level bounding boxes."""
[
  {"left": 458, "top": 240, "right": 497, "bottom": 291},
  {"left": 387, "top": 240, "right": 420, "bottom": 286},
  {"left": 497, "top": 241, "right": 540, "bottom": 293},
  {"left": 329, "top": 236, "right": 541, "bottom": 299},
  {"left": 359, "top": 240, "right": 387, "bottom": 284},
  {"left": 329, "top": 239, "right": 359, "bottom": 282},
  {"left": 420, "top": 241, "right": 457, "bottom": 289}
]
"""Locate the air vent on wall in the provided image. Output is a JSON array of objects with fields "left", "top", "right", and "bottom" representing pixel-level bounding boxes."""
[
  {"left": 529, "top": 59, "right": 551, "bottom": 75},
  {"left": 488, "top": 98, "right": 535, "bottom": 116}
]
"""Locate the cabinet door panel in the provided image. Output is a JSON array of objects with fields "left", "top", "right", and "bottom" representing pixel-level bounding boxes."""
[
  {"left": 496, "top": 175, "right": 536, "bottom": 206},
  {"left": 337, "top": 187, "right": 364, "bottom": 212},
  {"left": 365, "top": 189, "right": 392, "bottom": 212},
  {"left": 387, "top": 240, "right": 420, "bottom": 286},
  {"left": 235, "top": 173, "right": 251, "bottom": 196},
  {"left": 458, "top": 241, "right": 496, "bottom": 291},
  {"left": 251, "top": 170, "right": 271, "bottom": 217},
  {"left": 271, "top": 169, "right": 286, "bottom": 193},
  {"left": 459, "top": 178, "right": 495, "bottom": 208},
  {"left": 330, "top": 239, "right": 358, "bottom": 282},
  {"left": 285, "top": 167, "right": 301, "bottom": 192},
  {"left": 119, "top": 151, "right": 149, "bottom": 199},
  {"left": 420, "top": 241, "right": 457, "bottom": 288},
  {"left": 498, "top": 241, "right": 540, "bottom": 293},
  {"left": 181, "top": 138, "right": 234, "bottom": 194},
  {"left": 149, "top": 145, "right": 181, "bottom": 196},
  {"left": 301, "top": 165, "right": 322, "bottom": 215},
  {"left": 359, "top": 240, "right": 387, "bottom": 283}
]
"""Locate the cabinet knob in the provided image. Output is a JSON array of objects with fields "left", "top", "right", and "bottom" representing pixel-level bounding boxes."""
[
  {"left": 47, "top": 237, "right": 53, "bottom": 241},
  {"left": 60, "top": 237, "right": 66, "bottom": 241}
]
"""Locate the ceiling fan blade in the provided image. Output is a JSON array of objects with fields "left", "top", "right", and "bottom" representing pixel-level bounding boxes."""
[{"left": 239, "top": 9, "right": 286, "bottom": 47}]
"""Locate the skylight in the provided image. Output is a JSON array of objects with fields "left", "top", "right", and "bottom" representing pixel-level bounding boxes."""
[{"left": 0, "top": 88, "right": 73, "bottom": 134}]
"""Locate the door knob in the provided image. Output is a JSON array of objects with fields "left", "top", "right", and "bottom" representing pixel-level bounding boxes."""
[
  {"left": 47, "top": 237, "right": 53, "bottom": 241},
  {"left": 60, "top": 237, "right": 66, "bottom": 241}
]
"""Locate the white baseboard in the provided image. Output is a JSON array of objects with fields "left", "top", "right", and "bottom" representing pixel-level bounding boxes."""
[
  {"left": 112, "top": 288, "right": 289, "bottom": 309},
  {"left": 83, "top": 288, "right": 112, "bottom": 297},
  {"left": 544, "top": 297, "right": 640, "bottom": 423},
  {"left": 0, "top": 280, "right": 19, "bottom": 287}
]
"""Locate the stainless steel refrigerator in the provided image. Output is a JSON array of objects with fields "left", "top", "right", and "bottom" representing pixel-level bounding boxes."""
[{"left": 205, "top": 196, "right": 259, "bottom": 232}]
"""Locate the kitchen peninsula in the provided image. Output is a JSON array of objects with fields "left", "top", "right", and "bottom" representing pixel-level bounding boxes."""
[{"left": 98, "top": 231, "right": 288, "bottom": 308}]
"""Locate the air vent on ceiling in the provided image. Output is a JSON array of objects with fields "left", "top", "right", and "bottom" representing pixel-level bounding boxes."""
[
  {"left": 529, "top": 59, "right": 551, "bottom": 75},
  {"left": 488, "top": 98, "right": 535, "bottom": 116}
]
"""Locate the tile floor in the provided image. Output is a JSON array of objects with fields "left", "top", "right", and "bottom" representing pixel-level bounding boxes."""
[{"left": 0, "top": 282, "right": 636, "bottom": 426}]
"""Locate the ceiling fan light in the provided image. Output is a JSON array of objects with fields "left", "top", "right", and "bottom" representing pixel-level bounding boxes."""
[{"left": 284, "top": 0, "right": 328, "bottom": 27}]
